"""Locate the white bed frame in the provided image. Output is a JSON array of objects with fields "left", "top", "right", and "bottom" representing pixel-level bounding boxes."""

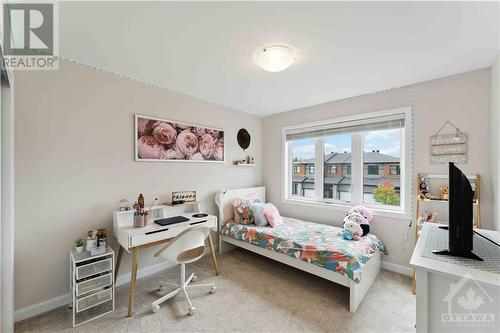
[{"left": 215, "top": 186, "right": 381, "bottom": 313}]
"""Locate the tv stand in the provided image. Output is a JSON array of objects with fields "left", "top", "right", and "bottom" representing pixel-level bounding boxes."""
[
  {"left": 431, "top": 249, "right": 483, "bottom": 261},
  {"left": 411, "top": 223, "right": 500, "bottom": 333},
  {"left": 433, "top": 226, "right": 483, "bottom": 260}
]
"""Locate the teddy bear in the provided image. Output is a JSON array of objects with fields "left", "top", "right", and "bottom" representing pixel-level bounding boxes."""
[
  {"left": 343, "top": 205, "right": 372, "bottom": 236},
  {"left": 339, "top": 220, "right": 363, "bottom": 240}
]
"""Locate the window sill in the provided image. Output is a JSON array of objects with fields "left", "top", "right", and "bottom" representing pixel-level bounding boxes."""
[{"left": 282, "top": 197, "right": 410, "bottom": 220}]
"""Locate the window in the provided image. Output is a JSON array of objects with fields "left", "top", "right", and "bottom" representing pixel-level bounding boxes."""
[
  {"left": 390, "top": 165, "right": 400, "bottom": 175},
  {"left": 291, "top": 138, "right": 315, "bottom": 199},
  {"left": 293, "top": 165, "right": 300, "bottom": 174},
  {"left": 325, "top": 165, "right": 337, "bottom": 174},
  {"left": 367, "top": 165, "right": 379, "bottom": 175},
  {"left": 284, "top": 108, "right": 410, "bottom": 215}
]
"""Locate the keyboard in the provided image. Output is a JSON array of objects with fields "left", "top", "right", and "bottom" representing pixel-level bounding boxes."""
[{"left": 154, "top": 216, "right": 190, "bottom": 226}]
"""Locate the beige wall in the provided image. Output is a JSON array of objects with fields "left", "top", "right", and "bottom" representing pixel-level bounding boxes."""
[
  {"left": 492, "top": 53, "right": 500, "bottom": 232},
  {"left": 263, "top": 69, "right": 492, "bottom": 268},
  {"left": 14, "top": 61, "right": 263, "bottom": 310}
]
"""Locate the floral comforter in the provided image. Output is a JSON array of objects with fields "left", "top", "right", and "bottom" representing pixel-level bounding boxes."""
[{"left": 221, "top": 217, "right": 387, "bottom": 283}]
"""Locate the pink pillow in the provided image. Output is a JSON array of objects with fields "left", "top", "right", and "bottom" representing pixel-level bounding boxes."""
[{"left": 264, "top": 203, "right": 283, "bottom": 227}]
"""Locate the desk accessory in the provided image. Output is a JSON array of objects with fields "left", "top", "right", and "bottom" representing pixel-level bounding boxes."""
[
  {"left": 75, "top": 238, "right": 84, "bottom": 253},
  {"left": 172, "top": 191, "right": 196, "bottom": 205},
  {"left": 134, "top": 211, "right": 148, "bottom": 228},
  {"left": 119, "top": 199, "right": 130, "bottom": 211},
  {"left": 86, "top": 230, "right": 97, "bottom": 252},
  {"left": 154, "top": 216, "right": 190, "bottom": 226},
  {"left": 70, "top": 247, "right": 115, "bottom": 327},
  {"left": 138, "top": 194, "right": 145, "bottom": 209}
]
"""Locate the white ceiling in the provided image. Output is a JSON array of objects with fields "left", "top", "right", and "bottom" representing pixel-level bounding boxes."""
[{"left": 59, "top": 1, "right": 499, "bottom": 116}]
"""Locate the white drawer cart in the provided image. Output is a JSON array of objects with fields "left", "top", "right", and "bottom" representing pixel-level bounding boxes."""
[{"left": 70, "top": 247, "right": 115, "bottom": 327}]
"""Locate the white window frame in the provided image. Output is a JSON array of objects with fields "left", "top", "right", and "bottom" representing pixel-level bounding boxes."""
[{"left": 282, "top": 106, "right": 412, "bottom": 219}]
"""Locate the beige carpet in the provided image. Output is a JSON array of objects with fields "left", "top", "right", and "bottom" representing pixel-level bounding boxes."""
[{"left": 15, "top": 248, "right": 416, "bottom": 333}]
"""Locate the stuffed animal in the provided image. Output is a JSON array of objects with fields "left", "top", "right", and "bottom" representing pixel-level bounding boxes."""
[
  {"left": 343, "top": 205, "right": 373, "bottom": 236},
  {"left": 339, "top": 220, "right": 363, "bottom": 240},
  {"left": 419, "top": 174, "right": 431, "bottom": 199}
]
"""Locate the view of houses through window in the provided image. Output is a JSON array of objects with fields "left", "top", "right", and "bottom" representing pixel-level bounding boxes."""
[
  {"left": 362, "top": 127, "right": 401, "bottom": 206},
  {"left": 323, "top": 134, "right": 352, "bottom": 201},
  {"left": 289, "top": 115, "right": 404, "bottom": 209}
]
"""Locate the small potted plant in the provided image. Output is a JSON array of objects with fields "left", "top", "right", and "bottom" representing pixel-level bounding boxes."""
[{"left": 75, "top": 238, "right": 85, "bottom": 253}]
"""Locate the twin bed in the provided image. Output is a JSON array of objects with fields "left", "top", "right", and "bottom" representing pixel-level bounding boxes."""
[{"left": 215, "top": 186, "right": 387, "bottom": 313}]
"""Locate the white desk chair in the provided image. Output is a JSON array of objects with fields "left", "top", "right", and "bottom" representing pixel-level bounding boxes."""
[{"left": 152, "top": 226, "right": 216, "bottom": 315}]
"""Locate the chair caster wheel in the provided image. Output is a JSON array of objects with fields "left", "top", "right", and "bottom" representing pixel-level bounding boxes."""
[
  {"left": 188, "top": 307, "right": 196, "bottom": 315},
  {"left": 152, "top": 305, "right": 160, "bottom": 314},
  {"left": 210, "top": 286, "right": 217, "bottom": 294},
  {"left": 192, "top": 275, "right": 198, "bottom": 282}
]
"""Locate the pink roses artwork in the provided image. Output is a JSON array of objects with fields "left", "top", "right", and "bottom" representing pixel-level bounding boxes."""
[{"left": 136, "top": 115, "right": 224, "bottom": 162}]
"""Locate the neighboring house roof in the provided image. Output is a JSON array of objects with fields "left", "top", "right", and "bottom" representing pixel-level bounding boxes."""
[
  {"left": 292, "top": 176, "right": 314, "bottom": 184},
  {"left": 293, "top": 157, "right": 315, "bottom": 164},
  {"left": 325, "top": 152, "right": 351, "bottom": 164},
  {"left": 294, "top": 152, "right": 399, "bottom": 164},
  {"left": 324, "top": 176, "right": 344, "bottom": 185},
  {"left": 363, "top": 177, "right": 401, "bottom": 187}
]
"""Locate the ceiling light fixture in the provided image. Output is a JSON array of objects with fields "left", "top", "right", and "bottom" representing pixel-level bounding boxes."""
[{"left": 253, "top": 45, "right": 296, "bottom": 72}]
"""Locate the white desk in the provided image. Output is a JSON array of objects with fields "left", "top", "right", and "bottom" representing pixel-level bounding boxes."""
[
  {"left": 410, "top": 223, "right": 500, "bottom": 333},
  {"left": 113, "top": 204, "right": 219, "bottom": 317}
]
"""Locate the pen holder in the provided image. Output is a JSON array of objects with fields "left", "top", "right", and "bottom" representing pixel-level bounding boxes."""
[{"left": 134, "top": 214, "right": 147, "bottom": 228}]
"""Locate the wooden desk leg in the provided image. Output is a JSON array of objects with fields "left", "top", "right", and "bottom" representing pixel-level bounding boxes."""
[
  {"left": 207, "top": 233, "right": 220, "bottom": 275},
  {"left": 127, "top": 247, "right": 139, "bottom": 318},
  {"left": 114, "top": 246, "right": 124, "bottom": 284}
]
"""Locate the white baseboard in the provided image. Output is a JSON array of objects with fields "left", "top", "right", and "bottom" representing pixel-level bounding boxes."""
[
  {"left": 381, "top": 260, "right": 413, "bottom": 277},
  {"left": 14, "top": 260, "right": 175, "bottom": 322},
  {"left": 13, "top": 293, "right": 71, "bottom": 323}
]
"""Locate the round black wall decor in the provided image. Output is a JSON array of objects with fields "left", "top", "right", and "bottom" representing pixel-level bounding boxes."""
[{"left": 237, "top": 128, "right": 251, "bottom": 151}]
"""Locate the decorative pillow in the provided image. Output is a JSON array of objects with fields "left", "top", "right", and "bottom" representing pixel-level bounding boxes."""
[
  {"left": 232, "top": 198, "right": 254, "bottom": 224},
  {"left": 251, "top": 201, "right": 268, "bottom": 227},
  {"left": 263, "top": 203, "right": 283, "bottom": 228}
]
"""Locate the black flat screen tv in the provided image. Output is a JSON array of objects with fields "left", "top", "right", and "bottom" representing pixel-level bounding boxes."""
[{"left": 432, "top": 162, "right": 482, "bottom": 261}]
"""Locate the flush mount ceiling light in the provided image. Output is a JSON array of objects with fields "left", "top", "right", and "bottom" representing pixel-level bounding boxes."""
[{"left": 253, "top": 45, "right": 297, "bottom": 72}]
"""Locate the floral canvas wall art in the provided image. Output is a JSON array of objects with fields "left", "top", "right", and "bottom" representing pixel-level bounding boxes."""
[{"left": 135, "top": 115, "right": 224, "bottom": 162}]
